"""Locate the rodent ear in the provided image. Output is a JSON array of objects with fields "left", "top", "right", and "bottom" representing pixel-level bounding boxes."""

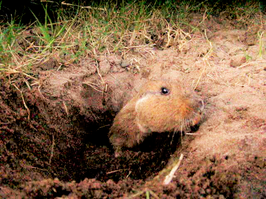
[{"left": 160, "top": 87, "right": 170, "bottom": 95}]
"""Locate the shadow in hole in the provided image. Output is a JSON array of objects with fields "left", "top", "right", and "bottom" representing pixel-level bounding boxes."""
[
  {"left": 103, "top": 124, "right": 201, "bottom": 182},
  {"left": 52, "top": 110, "right": 200, "bottom": 183},
  {"left": 57, "top": 130, "right": 183, "bottom": 182},
  {"left": 96, "top": 131, "right": 183, "bottom": 182},
  {"left": 49, "top": 112, "right": 115, "bottom": 182},
  {"left": 132, "top": 131, "right": 181, "bottom": 153}
]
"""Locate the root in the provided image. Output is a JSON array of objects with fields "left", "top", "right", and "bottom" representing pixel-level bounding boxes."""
[{"left": 12, "top": 84, "right": 31, "bottom": 121}]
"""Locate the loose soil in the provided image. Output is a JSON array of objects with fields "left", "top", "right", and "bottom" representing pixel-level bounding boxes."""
[{"left": 1, "top": 14, "right": 266, "bottom": 198}]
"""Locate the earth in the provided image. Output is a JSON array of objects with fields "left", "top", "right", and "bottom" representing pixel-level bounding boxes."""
[{"left": 1, "top": 14, "right": 266, "bottom": 198}]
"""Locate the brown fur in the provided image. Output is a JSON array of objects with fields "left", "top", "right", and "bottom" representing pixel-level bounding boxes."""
[{"left": 109, "top": 80, "right": 204, "bottom": 157}]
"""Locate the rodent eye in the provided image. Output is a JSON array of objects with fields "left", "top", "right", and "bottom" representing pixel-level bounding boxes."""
[{"left": 161, "top": 87, "right": 170, "bottom": 95}]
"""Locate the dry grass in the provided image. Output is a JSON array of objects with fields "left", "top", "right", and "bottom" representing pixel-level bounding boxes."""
[{"left": 1, "top": 1, "right": 263, "bottom": 82}]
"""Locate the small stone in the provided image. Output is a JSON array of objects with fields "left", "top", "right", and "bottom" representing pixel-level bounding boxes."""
[{"left": 120, "top": 60, "right": 131, "bottom": 68}]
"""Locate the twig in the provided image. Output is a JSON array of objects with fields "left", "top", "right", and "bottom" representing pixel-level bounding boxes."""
[
  {"left": 163, "top": 153, "right": 184, "bottom": 185},
  {"left": 83, "top": 82, "right": 103, "bottom": 93},
  {"left": 128, "top": 188, "right": 160, "bottom": 199},
  {"left": 61, "top": 1, "right": 107, "bottom": 11},
  {"left": 185, "top": 132, "right": 203, "bottom": 135},
  {"left": 95, "top": 61, "right": 108, "bottom": 103},
  {"left": 126, "top": 171, "right": 132, "bottom": 178},
  {"left": 49, "top": 133, "right": 55, "bottom": 165},
  {"left": 62, "top": 101, "right": 69, "bottom": 116},
  {"left": 106, "top": 169, "right": 126, "bottom": 175},
  {"left": 128, "top": 190, "right": 146, "bottom": 199},
  {"left": 149, "top": 190, "right": 160, "bottom": 199}
]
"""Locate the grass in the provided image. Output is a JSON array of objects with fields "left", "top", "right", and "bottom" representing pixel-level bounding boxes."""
[
  {"left": 0, "top": 0, "right": 264, "bottom": 80},
  {"left": 0, "top": 21, "right": 24, "bottom": 68},
  {"left": 258, "top": 30, "right": 265, "bottom": 58}
]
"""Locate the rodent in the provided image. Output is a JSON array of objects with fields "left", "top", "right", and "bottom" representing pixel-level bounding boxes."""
[{"left": 108, "top": 79, "right": 204, "bottom": 157}]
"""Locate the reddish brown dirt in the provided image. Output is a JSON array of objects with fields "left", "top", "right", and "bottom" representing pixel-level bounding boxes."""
[{"left": 1, "top": 14, "right": 266, "bottom": 198}]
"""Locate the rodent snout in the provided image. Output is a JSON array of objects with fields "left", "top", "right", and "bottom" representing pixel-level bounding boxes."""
[{"left": 188, "top": 98, "right": 205, "bottom": 127}]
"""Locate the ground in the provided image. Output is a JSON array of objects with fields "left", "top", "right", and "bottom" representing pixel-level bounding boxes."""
[{"left": 0, "top": 13, "right": 266, "bottom": 198}]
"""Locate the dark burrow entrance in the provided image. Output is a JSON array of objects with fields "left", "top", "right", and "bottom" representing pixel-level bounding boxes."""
[{"left": 50, "top": 115, "right": 183, "bottom": 183}]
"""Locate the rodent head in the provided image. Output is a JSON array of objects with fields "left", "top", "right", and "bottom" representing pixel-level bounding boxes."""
[{"left": 135, "top": 80, "right": 204, "bottom": 133}]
